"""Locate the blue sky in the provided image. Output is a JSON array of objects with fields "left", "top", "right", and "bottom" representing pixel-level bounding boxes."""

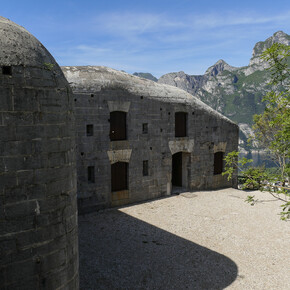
[{"left": 2, "top": 0, "right": 290, "bottom": 77}]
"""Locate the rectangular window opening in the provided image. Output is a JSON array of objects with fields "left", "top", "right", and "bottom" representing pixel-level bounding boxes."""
[
  {"left": 110, "top": 111, "right": 126, "bottom": 141},
  {"left": 175, "top": 112, "right": 187, "bottom": 137},
  {"left": 86, "top": 124, "right": 94, "bottom": 136},
  {"left": 143, "top": 160, "right": 149, "bottom": 176},
  {"left": 2, "top": 66, "right": 12, "bottom": 76},
  {"left": 142, "top": 123, "right": 148, "bottom": 134},
  {"left": 88, "top": 166, "right": 95, "bottom": 183}
]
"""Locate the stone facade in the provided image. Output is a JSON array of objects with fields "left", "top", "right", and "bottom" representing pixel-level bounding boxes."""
[
  {"left": 62, "top": 66, "right": 239, "bottom": 213},
  {"left": 0, "top": 14, "right": 239, "bottom": 289},
  {"left": 0, "top": 17, "right": 79, "bottom": 289}
]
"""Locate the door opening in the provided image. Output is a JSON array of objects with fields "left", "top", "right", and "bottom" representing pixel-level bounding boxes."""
[
  {"left": 172, "top": 152, "right": 183, "bottom": 187},
  {"left": 111, "top": 162, "right": 128, "bottom": 192}
]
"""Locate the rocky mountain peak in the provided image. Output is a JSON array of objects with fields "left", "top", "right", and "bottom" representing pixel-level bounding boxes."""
[
  {"left": 250, "top": 30, "right": 290, "bottom": 65},
  {"left": 133, "top": 72, "right": 158, "bottom": 82},
  {"left": 273, "top": 30, "right": 288, "bottom": 38},
  {"left": 157, "top": 31, "right": 289, "bottom": 155},
  {"left": 205, "top": 59, "right": 236, "bottom": 76}
]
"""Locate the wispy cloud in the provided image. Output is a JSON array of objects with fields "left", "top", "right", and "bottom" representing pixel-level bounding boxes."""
[
  {"left": 93, "top": 12, "right": 185, "bottom": 35},
  {"left": 92, "top": 10, "right": 290, "bottom": 35},
  {"left": 52, "top": 9, "right": 290, "bottom": 77},
  {"left": 190, "top": 10, "right": 290, "bottom": 28},
  {"left": 75, "top": 45, "right": 112, "bottom": 54}
]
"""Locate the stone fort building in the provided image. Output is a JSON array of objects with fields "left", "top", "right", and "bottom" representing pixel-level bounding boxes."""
[
  {"left": 0, "top": 16, "right": 238, "bottom": 289},
  {"left": 0, "top": 17, "right": 79, "bottom": 289},
  {"left": 62, "top": 66, "right": 239, "bottom": 213}
]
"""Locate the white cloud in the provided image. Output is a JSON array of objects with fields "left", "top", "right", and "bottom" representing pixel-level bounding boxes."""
[
  {"left": 189, "top": 10, "right": 290, "bottom": 28},
  {"left": 52, "top": 9, "right": 290, "bottom": 77},
  {"left": 93, "top": 12, "right": 185, "bottom": 35},
  {"left": 92, "top": 10, "right": 290, "bottom": 36},
  {"left": 75, "top": 45, "right": 112, "bottom": 54}
]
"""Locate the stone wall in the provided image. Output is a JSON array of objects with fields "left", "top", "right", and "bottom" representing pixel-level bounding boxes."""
[
  {"left": 63, "top": 66, "right": 239, "bottom": 213},
  {"left": 0, "top": 17, "right": 79, "bottom": 289}
]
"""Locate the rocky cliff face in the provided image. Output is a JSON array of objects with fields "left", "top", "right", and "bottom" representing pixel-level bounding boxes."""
[{"left": 158, "top": 31, "right": 290, "bottom": 151}]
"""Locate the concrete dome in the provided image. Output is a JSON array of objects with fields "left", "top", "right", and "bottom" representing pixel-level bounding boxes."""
[
  {"left": 62, "top": 65, "right": 236, "bottom": 125},
  {"left": 0, "top": 16, "right": 58, "bottom": 67},
  {"left": 0, "top": 17, "right": 78, "bottom": 289}
]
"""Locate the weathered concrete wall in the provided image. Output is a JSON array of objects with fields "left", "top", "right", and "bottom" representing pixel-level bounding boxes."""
[
  {"left": 0, "top": 17, "right": 79, "bottom": 289},
  {"left": 63, "top": 66, "right": 239, "bottom": 213}
]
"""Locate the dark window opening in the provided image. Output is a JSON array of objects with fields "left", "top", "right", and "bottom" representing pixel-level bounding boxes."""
[
  {"left": 91, "top": 94, "right": 94, "bottom": 97},
  {"left": 214, "top": 152, "right": 224, "bottom": 175},
  {"left": 88, "top": 166, "right": 95, "bottom": 183},
  {"left": 143, "top": 160, "right": 148, "bottom": 176},
  {"left": 86, "top": 124, "right": 93, "bottom": 136},
  {"left": 110, "top": 111, "right": 126, "bottom": 141},
  {"left": 142, "top": 123, "right": 148, "bottom": 134},
  {"left": 2, "top": 66, "right": 12, "bottom": 75},
  {"left": 175, "top": 112, "right": 187, "bottom": 137},
  {"left": 111, "top": 162, "right": 128, "bottom": 191}
]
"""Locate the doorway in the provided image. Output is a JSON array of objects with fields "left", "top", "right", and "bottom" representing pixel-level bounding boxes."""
[
  {"left": 172, "top": 152, "right": 191, "bottom": 193},
  {"left": 172, "top": 152, "right": 183, "bottom": 187},
  {"left": 111, "top": 162, "right": 128, "bottom": 192}
]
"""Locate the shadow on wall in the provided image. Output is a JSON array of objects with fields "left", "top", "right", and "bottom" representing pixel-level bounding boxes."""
[{"left": 78, "top": 210, "right": 238, "bottom": 289}]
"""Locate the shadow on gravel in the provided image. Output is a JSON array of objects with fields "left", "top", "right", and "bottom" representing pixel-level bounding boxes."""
[{"left": 78, "top": 210, "right": 238, "bottom": 290}]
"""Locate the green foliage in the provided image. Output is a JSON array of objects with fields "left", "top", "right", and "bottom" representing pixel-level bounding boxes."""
[
  {"left": 224, "top": 43, "right": 290, "bottom": 220},
  {"left": 265, "top": 166, "right": 280, "bottom": 177},
  {"left": 223, "top": 150, "right": 290, "bottom": 220},
  {"left": 223, "top": 151, "right": 267, "bottom": 190},
  {"left": 223, "top": 151, "right": 253, "bottom": 181},
  {"left": 252, "top": 43, "right": 290, "bottom": 181},
  {"left": 214, "top": 70, "right": 268, "bottom": 126},
  {"left": 43, "top": 62, "right": 54, "bottom": 71},
  {"left": 280, "top": 201, "right": 290, "bottom": 221},
  {"left": 234, "top": 70, "right": 269, "bottom": 89},
  {"left": 245, "top": 195, "right": 257, "bottom": 206},
  {"left": 241, "top": 167, "right": 268, "bottom": 190},
  {"left": 222, "top": 151, "right": 239, "bottom": 181},
  {"left": 260, "top": 43, "right": 290, "bottom": 85}
]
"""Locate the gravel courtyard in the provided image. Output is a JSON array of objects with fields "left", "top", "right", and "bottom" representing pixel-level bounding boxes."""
[{"left": 78, "top": 188, "right": 290, "bottom": 289}]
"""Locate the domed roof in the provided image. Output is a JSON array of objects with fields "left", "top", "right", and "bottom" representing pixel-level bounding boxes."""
[
  {"left": 0, "top": 16, "right": 58, "bottom": 67},
  {"left": 62, "top": 65, "right": 237, "bottom": 125}
]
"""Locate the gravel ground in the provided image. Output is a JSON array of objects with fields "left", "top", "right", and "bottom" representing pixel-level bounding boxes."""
[{"left": 78, "top": 188, "right": 290, "bottom": 289}]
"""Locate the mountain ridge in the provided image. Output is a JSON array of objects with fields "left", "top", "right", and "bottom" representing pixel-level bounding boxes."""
[
  {"left": 157, "top": 31, "right": 289, "bottom": 151},
  {"left": 132, "top": 31, "right": 289, "bottom": 152}
]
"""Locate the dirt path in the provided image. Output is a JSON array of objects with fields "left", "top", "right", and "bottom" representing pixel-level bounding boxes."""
[{"left": 79, "top": 188, "right": 290, "bottom": 289}]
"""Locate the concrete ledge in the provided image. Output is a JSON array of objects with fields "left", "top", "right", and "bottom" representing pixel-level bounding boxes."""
[
  {"left": 107, "top": 149, "right": 132, "bottom": 164},
  {"left": 169, "top": 138, "right": 194, "bottom": 155},
  {"left": 107, "top": 101, "right": 131, "bottom": 112},
  {"left": 214, "top": 142, "right": 227, "bottom": 153}
]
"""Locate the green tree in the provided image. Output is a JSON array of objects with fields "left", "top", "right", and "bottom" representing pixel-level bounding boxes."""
[
  {"left": 224, "top": 43, "right": 290, "bottom": 220},
  {"left": 252, "top": 43, "right": 290, "bottom": 182}
]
